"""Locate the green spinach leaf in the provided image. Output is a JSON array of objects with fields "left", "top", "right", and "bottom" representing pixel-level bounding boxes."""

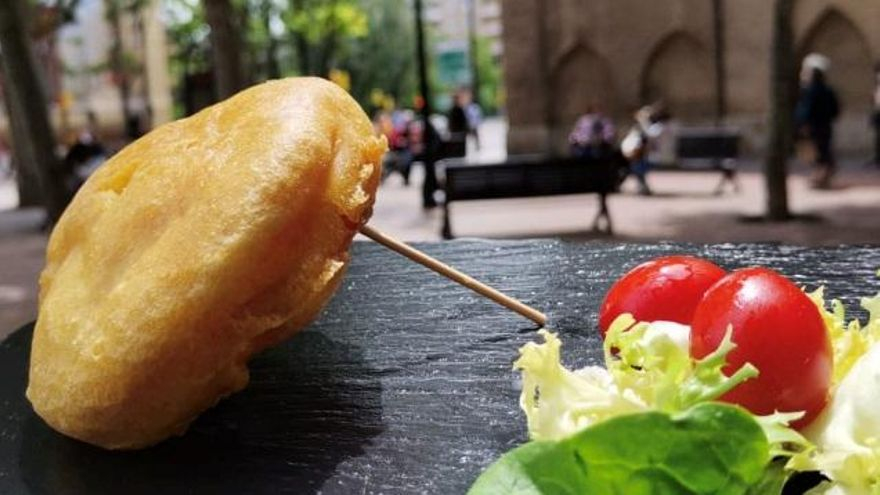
[{"left": 468, "top": 403, "right": 770, "bottom": 495}]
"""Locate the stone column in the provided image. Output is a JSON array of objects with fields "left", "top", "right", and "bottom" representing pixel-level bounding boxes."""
[{"left": 501, "top": 0, "right": 551, "bottom": 155}]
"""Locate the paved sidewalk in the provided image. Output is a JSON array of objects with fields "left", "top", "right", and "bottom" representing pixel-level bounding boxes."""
[
  {"left": 0, "top": 208, "right": 46, "bottom": 339},
  {"left": 369, "top": 164, "right": 880, "bottom": 244}
]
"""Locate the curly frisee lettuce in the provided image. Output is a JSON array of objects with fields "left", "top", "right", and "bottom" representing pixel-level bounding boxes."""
[
  {"left": 791, "top": 289, "right": 880, "bottom": 495},
  {"left": 808, "top": 287, "right": 880, "bottom": 386},
  {"left": 516, "top": 315, "right": 763, "bottom": 441}
]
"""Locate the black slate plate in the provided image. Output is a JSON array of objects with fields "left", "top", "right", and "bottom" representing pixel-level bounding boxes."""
[{"left": 1, "top": 241, "right": 878, "bottom": 494}]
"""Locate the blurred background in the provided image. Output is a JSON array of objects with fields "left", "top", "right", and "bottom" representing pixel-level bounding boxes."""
[{"left": 1, "top": 0, "right": 879, "bottom": 334}]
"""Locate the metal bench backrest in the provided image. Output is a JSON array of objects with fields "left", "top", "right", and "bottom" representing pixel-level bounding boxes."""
[
  {"left": 676, "top": 132, "right": 739, "bottom": 160},
  {"left": 444, "top": 158, "right": 619, "bottom": 202},
  {"left": 439, "top": 139, "right": 467, "bottom": 160}
]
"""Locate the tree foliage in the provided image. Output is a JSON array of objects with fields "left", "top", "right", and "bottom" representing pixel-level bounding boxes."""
[
  {"left": 164, "top": 0, "right": 211, "bottom": 73},
  {"left": 28, "top": 0, "right": 80, "bottom": 38},
  {"left": 474, "top": 36, "right": 502, "bottom": 114},
  {"left": 282, "top": 0, "right": 368, "bottom": 76},
  {"left": 161, "top": 0, "right": 502, "bottom": 117},
  {"left": 340, "top": 0, "right": 416, "bottom": 113}
]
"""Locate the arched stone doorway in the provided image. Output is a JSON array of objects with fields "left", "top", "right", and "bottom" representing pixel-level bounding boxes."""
[
  {"left": 550, "top": 43, "right": 617, "bottom": 136},
  {"left": 640, "top": 32, "right": 715, "bottom": 121},
  {"left": 799, "top": 9, "right": 873, "bottom": 115}
]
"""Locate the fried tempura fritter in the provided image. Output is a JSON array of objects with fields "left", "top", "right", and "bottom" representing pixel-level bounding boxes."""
[{"left": 27, "top": 78, "right": 386, "bottom": 449}]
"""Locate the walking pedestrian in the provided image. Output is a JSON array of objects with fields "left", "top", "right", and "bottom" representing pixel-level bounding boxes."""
[
  {"left": 624, "top": 103, "right": 676, "bottom": 196},
  {"left": 447, "top": 90, "right": 469, "bottom": 144},
  {"left": 569, "top": 104, "right": 615, "bottom": 157},
  {"left": 795, "top": 53, "right": 840, "bottom": 189},
  {"left": 464, "top": 91, "right": 483, "bottom": 151},
  {"left": 412, "top": 97, "right": 442, "bottom": 209}
]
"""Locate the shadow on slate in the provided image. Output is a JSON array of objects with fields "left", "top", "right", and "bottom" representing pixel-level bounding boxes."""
[
  {"left": 2, "top": 241, "right": 879, "bottom": 494},
  {"left": 5, "top": 326, "right": 383, "bottom": 495}
]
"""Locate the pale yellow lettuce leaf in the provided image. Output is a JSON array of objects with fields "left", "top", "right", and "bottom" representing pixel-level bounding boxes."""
[
  {"left": 808, "top": 287, "right": 880, "bottom": 385},
  {"left": 794, "top": 290, "right": 880, "bottom": 494},
  {"left": 515, "top": 315, "right": 761, "bottom": 442},
  {"left": 515, "top": 328, "right": 644, "bottom": 441}
]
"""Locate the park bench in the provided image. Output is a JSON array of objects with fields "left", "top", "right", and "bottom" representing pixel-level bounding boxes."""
[
  {"left": 439, "top": 155, "right": 622, "bottom": 239},
  {"left": 657, "top": 128, "right": 741, "bottom": 194},
  {"left": 383, "top": 137, "right": 466, "bottom": 184}
]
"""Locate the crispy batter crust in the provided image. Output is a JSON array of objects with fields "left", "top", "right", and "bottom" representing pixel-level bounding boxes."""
[{"left": 27, "top": 78, "right": 386, "bottom": 449}]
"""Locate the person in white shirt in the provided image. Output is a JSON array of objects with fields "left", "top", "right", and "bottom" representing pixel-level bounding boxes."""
[{"left": 627, "top": 103, "right": 676, "bottom": 195}]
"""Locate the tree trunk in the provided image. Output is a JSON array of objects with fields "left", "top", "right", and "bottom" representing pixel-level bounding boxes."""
[
  {"left": 293, "top": 33, "right": 310, "bottom": 75},
  {"left": 0, "top": 0, "right": 70, "bottom": 221},
  {"left": 106, "top": 0, "right": 135, "bottom": 137},
  {"left": 133, "top": 7, "right": 153, "bottom": 130},
  {"left": 0, "top": 88, "right": 42, "bottom": 207},
  {"left": 203, "top": 0, "right": 246, "bottom": 99},
  {"left": 764, "top": 0, "right": 795, "bottom": 221},
  {"left": 290, "top": 0, "right": 310, "bottom": 75},
  {"left": 314, "top": 0, "right": 339, "bottom": 77},
  {"left": 261, "top": 1, "right": 280, "bottom": 79},
  {"left": 316, "top": 32, "right": 338, "bottom": 78},
  {"left": 14, "top": 158, "right": 44, "bottom": 207}
]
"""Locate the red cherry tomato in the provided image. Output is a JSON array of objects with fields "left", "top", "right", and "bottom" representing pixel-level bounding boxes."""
[
  {"left": 690, "top": 267, "right": 832, "bottom": 428},
  {"left": 598, "top": 256, "right": 726, "bottom": 336}
]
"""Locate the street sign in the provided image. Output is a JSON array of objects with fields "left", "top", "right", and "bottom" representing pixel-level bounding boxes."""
[{"left": 436, "top": 40, "right": 471, "bottom": 87}]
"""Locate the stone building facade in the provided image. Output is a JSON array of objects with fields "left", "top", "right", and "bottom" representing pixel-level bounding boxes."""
[{"left": 501, "top": 0, "right": 880, "bottom": 155}]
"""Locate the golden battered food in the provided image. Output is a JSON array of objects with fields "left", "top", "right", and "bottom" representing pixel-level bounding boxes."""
[{"left": 27, "top": 77, "right": 386, "bottom": 449}]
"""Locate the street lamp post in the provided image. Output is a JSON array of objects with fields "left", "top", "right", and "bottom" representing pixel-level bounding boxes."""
[
  {"left": 413, "top": 0, "right": 438, "bottom": 208},
  {"left": 414, "top": 0, "right": 431, "bottom": 119},
  {"left": 467, "top": 0, "right": 480, "bottom": 105}
]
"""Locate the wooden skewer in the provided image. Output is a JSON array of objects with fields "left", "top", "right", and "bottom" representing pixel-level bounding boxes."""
[{"left": 358, "top": 224, "right": 547, "bottom": 326}]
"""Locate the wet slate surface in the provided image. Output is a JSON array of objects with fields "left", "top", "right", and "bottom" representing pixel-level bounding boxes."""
[{"left": 1, "top": 240, "right": 879, "bottom": 494}]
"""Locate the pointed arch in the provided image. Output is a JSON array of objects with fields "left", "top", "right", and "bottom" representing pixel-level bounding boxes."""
[
  {"left": 640, "top": 31, "right": 714, "bottom": 120},
  {"left": 549, "top": 42, "right": 617, "bottom": 129},
  {"left": 798, "top": 8, "right": 873, "bottom": 113}
]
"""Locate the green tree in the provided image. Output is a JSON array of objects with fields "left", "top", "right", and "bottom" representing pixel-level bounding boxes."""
[
  {"left": 203, "top": 0, "right": 246, "bottom": 98},
  {"left": 341, "top": 0, "right": 416, "bottom": 112},
  {"left": 6, "top": 0, "right": 80, "bottom": 208},
  {"left": 249, "top": 0, "right": 281, "bottom": 79},
  {"left": 164, "top": 1, "right": 210, "bottom": 74},
  {"left": 0, "top": 0, "right": 71, "bottom": 220},
  {"left": 105, "top": 0, "right": 141, "bottom": 136},
  {"left": 283, "top": 0, "right": 368, "bottom": 76},
  {"left": 473, "top": 36, "right": 502, "bottom": 114},
  {"left": 236, "top": 0, "right": 293, "bottom": 81},
  {"left": 164, "top": 0, "right": 439, "bottom": 118},
  {"left": 31, "top": 0, "right": 81, "bottom": 137},
  {"left": 163, "top": 0, "right": 211, "bottom": 116}
]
